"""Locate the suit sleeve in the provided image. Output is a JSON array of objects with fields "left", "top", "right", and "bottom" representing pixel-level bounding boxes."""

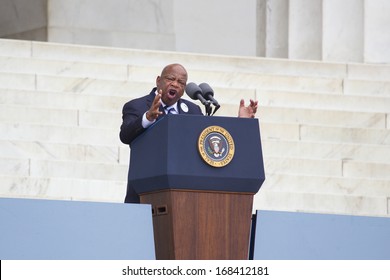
[{"left": 119, "top": 101, "right": 145, "bottom": 145}]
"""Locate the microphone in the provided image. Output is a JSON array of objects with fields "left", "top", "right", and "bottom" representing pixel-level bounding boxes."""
[
  {"left": 198, "top": 83, "right": 220, "bottom": 115},
  {"left": 185, "top": 82, "right": 208, "bottom": 105},
  {"left": 198, "top": 83, "right": 219, "bottom": 107},
  {"left": 185, "top": 82, "right": 212, "bottom": 115}
]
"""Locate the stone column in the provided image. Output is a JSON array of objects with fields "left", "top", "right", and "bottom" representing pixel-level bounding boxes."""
[
  {"left": 288, "top": 0, "right": 322, "bottom": 60},
  {"left": 323, "top": 0, "right": 364, "bottom": 63},
  {"left": 257, "top": 0, "right": 289, "bottom": 58},
  {"left": 174, "top": 0, "right": 257, "bottom": 56},
  {"left": 364, "top": 0, "right": 390, "bottom": 63}
]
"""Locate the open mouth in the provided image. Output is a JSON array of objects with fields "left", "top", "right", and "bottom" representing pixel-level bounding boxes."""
[{"left": 168, "top": 89, "right": 177, "bottom": 97}]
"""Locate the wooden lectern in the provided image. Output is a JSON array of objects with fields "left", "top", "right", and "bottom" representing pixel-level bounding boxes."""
[{"left": 129, "top": 115, "right": 265, "bottom": 259}]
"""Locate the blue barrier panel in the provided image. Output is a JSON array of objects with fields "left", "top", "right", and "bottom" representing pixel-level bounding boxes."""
[
  {"left": 0, "top": 198, "right": 155, "bottom": 260},
  {"left": 252, "top": 210, "right": 390, "bottom": 260}
]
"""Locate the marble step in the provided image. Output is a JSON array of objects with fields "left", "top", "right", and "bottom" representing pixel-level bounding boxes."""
[
  {"left": 261, "top": 173, "right": 390, "bottom": 197},
  {"left": 298, "top": 124, "right": 390, "bottom": 145},
  {"left": 1, "top": 154, "right": 388, "bottom": 183},
  {"left": 0, "top": 104, "right": 79, "bottom": 127},
  {"left": 262, "top": 139, "right": 390, "bottom": 164},
  {"left": 0, "top": 39, "right": 390, "bottom": 93},
  {"left": 0, "top": 58, "right": 388, "bottom": 98},
  {"left": 2, "top": 87, "right": 389, "bottom": 121},
  {"left": 0, "top": 88, "right": 132, "bottom": 112},
  {"left": 256, "top": 89, "right": 390, "bottom": 114},
  {"left": 4, "top": 138, "right": 389, "bottom": 179},
  {"left": 254, "top": 190, "right": 388, "bottom": 217},
  {"left": 0, "top": 140, "right": 125, "bottom": 164},
  {"left": 1, "top": 138, "right": 387, "bottom": 170},
  {"left": 0, "top": 157, "right": 127, "bottom": 181},
  {"left": 1, "top": 102, "right": 385, "bottom": 131},
  {"left": 0, "top": 175, "right": 126, "bottom": 203},
  {"left": 0, "top": 104, "right": 122, "bottom": 129},
  {"left": 264, "top": 156, "right": 390, "bottom": 180},
  {"left": 0, "top": 72, "right": 150, "bottom": 96},
  {"left": 1, "top": 119, "right": 388, "bottom": 148},
  {"left": 259, "top": 122, "right": 390, "bottom": 144},
  {"left": 344, "top": 79, "right": 390, "bottom": 97},
  {"left": 0, "top": 39, "right": 348, "bottom": 78},
  {"left": 0, "top": 71, "right": 343, "bottom": 96},
  {"left": 0, "top": 56, "right": 128, "bottom": 81},
  {"left": 342, "top": 160, "right": 390, "bottom": 180},
  {"left": 0, "top": 123, "right": 120, "bottom": 146},
  {"left": 221, "top": 104, "right": 387, "bottom": 129},
  {"left": 127, "top": 65, "right": 344, "bottom": 94},
  {"left": 347, "top": 63, "right": 390, "bottom": 82},
  {"left": 3, "top": 39, "right": 390, "bottom": 81}
]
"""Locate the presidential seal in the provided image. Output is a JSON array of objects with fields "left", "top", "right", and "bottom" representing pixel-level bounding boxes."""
[{"left": 198, "top": 126, "right": 235, "bottom": 167}]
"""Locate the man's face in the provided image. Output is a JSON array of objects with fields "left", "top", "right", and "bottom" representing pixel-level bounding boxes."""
[{"left": 156, "top": 64, "right": 187, "bottom": 106}]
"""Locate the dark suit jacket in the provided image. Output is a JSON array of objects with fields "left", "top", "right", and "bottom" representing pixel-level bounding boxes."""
[
  {"left": 119, "top": 88, "right": 203, "bottom": 202},
  {"left": 120, "top": 88, "right": 202, "bottom": 145}
]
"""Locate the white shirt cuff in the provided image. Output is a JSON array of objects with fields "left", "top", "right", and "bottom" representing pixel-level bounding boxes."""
[{"left": 142, "top": 112, "right": 156, "bottom": 128}]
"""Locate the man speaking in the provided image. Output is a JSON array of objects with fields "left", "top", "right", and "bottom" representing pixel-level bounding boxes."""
[{"left": 119, "top": 63, "right": 258, "bottom": 203}]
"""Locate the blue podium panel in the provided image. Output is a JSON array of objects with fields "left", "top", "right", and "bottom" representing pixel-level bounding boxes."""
[
  {"left": 252, "top": 210, "right": 390, "bottom": 260},
  {"left": 0, "top": 198, "right": 155, "bottom": 260},
  {"left": 130, "top": 115, "right": 265, "bottom": 194}
]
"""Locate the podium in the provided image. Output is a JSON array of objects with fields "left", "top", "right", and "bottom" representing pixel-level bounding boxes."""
[{"left": 129, "top": 115, "right": 265, "bottom": 259}]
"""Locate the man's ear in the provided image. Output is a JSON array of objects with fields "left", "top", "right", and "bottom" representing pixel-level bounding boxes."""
[{"left": 156, "top": 75, "right": 161, "bottom": 87}]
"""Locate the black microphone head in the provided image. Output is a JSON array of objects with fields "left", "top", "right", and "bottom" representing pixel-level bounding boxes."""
[
  {"left": 185, "top": 82, "right": 203, "bottom": 100},
  {"left": 198, "top": 83, "right": 214, "bottom": 98}
]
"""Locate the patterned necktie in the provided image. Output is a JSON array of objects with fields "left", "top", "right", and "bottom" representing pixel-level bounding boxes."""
[{"left": 165, "top": 106, "right": 175, "bottom": 114}]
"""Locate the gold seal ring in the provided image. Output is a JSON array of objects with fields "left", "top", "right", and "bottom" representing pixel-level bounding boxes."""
[{"left": 198, "top": 126, "right": 235, "bottom": 167}]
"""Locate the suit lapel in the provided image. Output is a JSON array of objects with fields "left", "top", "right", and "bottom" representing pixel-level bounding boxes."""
[{"left": 146, "top": 89, "right": 156, "bottom": 109}]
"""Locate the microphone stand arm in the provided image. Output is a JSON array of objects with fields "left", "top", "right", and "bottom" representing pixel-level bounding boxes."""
[
  {"left": 211, "top": 104, "right": 220, "bottom": 116},
  {"left": 204, "top": 101, "right": 212, "bottom": 116}
]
